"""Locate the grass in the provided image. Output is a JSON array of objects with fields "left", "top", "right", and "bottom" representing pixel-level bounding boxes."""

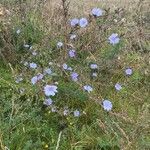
[{"left": 0, "top": 0, "right": 150, "bottom": 150}]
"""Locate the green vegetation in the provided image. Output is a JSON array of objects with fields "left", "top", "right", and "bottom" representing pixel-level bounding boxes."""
[{"left": 0, "top": 0, "right": 149, "bottom": 150}]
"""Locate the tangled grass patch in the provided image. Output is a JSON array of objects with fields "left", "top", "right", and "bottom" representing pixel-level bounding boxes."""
[{"left": 0, "top": 0, "right": 149, "bottom": 150}]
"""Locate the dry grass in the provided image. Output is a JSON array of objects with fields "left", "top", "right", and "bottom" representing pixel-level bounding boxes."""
[
  {"left": 43, "top": 0, "right": 149, "bottom": 30},
  {"left": 46, "top": 0, "right": 149, "bottom": 12},
  {"left": 0, "top": 0, "right": 149, "bottom": 149}
]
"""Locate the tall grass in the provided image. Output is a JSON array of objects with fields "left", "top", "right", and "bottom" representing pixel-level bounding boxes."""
[{"left": 0, "top": 0, "right": 149, "bottom": 150}]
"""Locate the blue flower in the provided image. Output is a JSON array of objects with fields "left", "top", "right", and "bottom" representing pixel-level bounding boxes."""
[
  {"left": 90, "top": 64, "right": 98, "bottom": 69},
  {"left": 37, "top": 73, "right": 44, "bottom": 80},
  {"left": 91, "top": 8, "right": 103, "bottom": 17},
  {"left": 29, "top": 62, "right": 37, "bottom": 69},
  {"left": 31, "top": 73, "right": 43, "bottom": 85},
  {"left": 69, "top": 49, "right": 76, "bottom": 58},
  {"left": 31, "top": 76, "right": 38, "bottom": 85},
  {"left": 92, "top": 72, "right": 98, "bottom": 77},
  {"left": 16, "top": 29, "right": 21, "bottom": 34},
  {"left": 43, "top": 98, "right": 53, "bottom": 106},
  {"left": 63, "top": 63, "right": 68, "bottom": 70},
  {"left": 63, "top": 108, "right": 69, "bottom": 116},
  {"left": 57, "top": 42, "right": 63, "bottom": 48},
  {"left": 79, "top": 18, "right": 88, "bottom": 27},
  {"left": 115, "top": 83, "right": 122, "bottom": 91},
  {"left": 108, "top": 33, "right": 120, "bottom": 45},
  {"left": 74, "top": 110, "right": 80, "bottom": 117},
  {"left": 44, "top": 68, "right": 52, "bottom": 75},
  {"left": 83, "top": 85, "right": 93, "bottom": 93},
  {"left": 70, "top": 18, "right": 79, "bottom": 27},
  {"left": 71, "top": 72, "right": 79, "bottom": 81},
  {"left": 125, "top": 68, "right": 133, "bottom": 75},
  {"left": 44, "top": 85, "right": 58, "bottom": 96},
  {"left": 102, "top": 100, "right": 112, "bottom": 111},
  {"left": 70, "top": 34, "right": 77, "bottom": 40},
  {"left": 62, "top": 63, "right": 73, "bottom": 71}
]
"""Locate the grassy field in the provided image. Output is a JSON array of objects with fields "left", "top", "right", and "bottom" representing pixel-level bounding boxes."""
[{"left": 0, "top": 0, "right": 150, "bottom": 150}]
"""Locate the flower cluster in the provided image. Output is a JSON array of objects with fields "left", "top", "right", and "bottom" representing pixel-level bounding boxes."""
[
  {"left": 70, "top": 18, "right": 88, "bottom": 28},
  {"left": 17, "top": 6, "right": 134, "bottom": 119}
]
